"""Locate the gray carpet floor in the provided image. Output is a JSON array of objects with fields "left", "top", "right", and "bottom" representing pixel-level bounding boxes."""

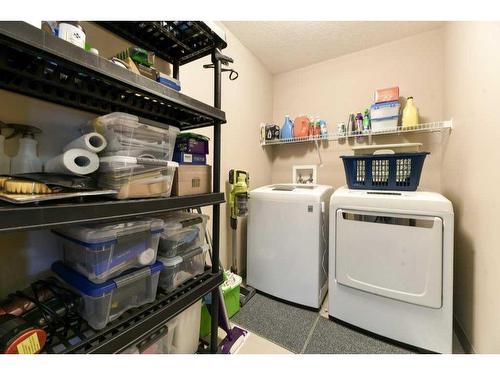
[{"left": 231, "top": 292, "right": 416, "bottom": 354}]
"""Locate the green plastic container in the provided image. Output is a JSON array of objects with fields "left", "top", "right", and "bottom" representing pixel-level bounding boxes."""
[{"left": 200, "top": 271, "right": 242, "bottom": 337}]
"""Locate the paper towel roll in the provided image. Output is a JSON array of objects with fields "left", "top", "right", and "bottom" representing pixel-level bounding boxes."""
[
  {"left": 44, "top": 148, "right": 99, "bottom": 175},
  {"left": 63, "top": 132, "right": 107, "bottom": 153}
]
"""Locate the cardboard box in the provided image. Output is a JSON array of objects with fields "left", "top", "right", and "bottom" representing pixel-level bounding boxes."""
[
  {"left": 173, "top": 165, "right": 212, "bottom": 196},
  {"left": 374, "top": 86, "right": 399, "bottom": 103}
]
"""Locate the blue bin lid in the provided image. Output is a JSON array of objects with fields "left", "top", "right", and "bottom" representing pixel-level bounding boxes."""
[
  {"left": 52, "top": 218, "right": 164, "bottom": 250},
  {"left": 370, "top": 100, "right": 400, "bottom": 110},
  {"left": 52, "top": 261, "right": 163, "bottom": 297}
]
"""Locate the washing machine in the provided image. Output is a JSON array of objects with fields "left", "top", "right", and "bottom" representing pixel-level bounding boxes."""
[
  {"left": 329, "top": 187, "right": 454, "bottom": 353},
  {"left": 247, "top": 184, "right": 333, "bottom": 308}
]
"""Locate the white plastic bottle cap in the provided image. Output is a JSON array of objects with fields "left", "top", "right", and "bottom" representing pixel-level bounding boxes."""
[{"left": 138, "top": 248, "right": 156, "bottom": 265}]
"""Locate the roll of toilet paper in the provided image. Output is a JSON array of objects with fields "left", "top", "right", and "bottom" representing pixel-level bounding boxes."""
[
  {"left": 63, "top": 132, "right": 107, "bottom": 153},
  {"left": 44, "top": 148, "right": 99, "bottom": 175}
]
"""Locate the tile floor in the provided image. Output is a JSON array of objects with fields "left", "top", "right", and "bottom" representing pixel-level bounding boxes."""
[{"left": 229, "top": 293, "right": 466, "bottom": 354}]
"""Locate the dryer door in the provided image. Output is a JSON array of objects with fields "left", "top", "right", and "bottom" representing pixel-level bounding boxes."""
[{"left": 335, "top": 209, "right": 443, "bottom": 308}]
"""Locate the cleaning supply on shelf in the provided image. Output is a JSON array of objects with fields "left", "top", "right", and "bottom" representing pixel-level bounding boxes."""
[
  {"left": 116, "top": 47, "right": 155, "bottom": 68},
  {"left": 314, "top": 118, "right": 321, "bottom": 136},
  {"left": 44, "top": 149, "right": 99, "bottom": 176},
  {"left": 11, "top": 134, "right": 42, "bottom": 174},
  {"left": 363, "top": 109, "right": 371, "bottom": 132},
  {"left": 280, "top": 115, "right": 293, "bottom": 139},
  {"left": 374, "top": 86, "right": 400, "bottom": 103},
  {"left": 320, "top": 119, "right": 328, "bottom": 138},
  {"left": 0, "top": 134, "right": 10, "bottom": 174},
  {"left": 265, "top": 124, "right": 280, "bottom": 141},
  {"left": 63, "top": 132, "right": 107, "bottom": 154},
  {"left": 347, "top": 113, "right": 356, "bottom": 134},
  {"left": 355, "top": 113, "right": 364, "bottom": 133},
  {"left": 293, "top": 116, "right": 310, "bottom": 138},
  {"left": 402, "top": 96, "right": 419, "bottom": 127}
]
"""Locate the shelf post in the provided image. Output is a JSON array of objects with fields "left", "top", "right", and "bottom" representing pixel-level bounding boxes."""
[{"left": 209, "top": 48, "right": 223, "bottom": 354}]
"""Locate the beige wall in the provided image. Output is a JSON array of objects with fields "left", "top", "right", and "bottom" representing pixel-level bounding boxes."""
[
  {"left": 442, "top": 22, "right": 500, "bottom": 353},
  {"left": 270, "top": 28, "right": 446, "bottom": 192},
  {"left": 0, "top": 23, "right": 272, "bottom": 295},
  {"left": 180, "top": 24, "right": 274, "bottom": 272}
]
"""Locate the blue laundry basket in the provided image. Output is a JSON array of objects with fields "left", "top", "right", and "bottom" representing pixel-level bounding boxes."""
[{"left": 341, "top": 152, "right": 430, "bottom": 191}]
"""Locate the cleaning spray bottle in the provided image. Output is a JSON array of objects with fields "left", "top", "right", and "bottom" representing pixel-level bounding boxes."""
[{"left": 11, "top": 130, "right": 43, "bottom": 174}]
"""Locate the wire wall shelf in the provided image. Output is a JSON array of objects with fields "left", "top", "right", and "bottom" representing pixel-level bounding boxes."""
[{"left": 260, "top": 120, "right": 453, "bottom": 146}]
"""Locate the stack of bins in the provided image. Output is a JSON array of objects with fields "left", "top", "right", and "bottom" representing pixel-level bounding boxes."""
[
  {"left": 156, "top": 212, "right": 208, "bottom": 293},
  {"left": 51, "top": 218, "right": 164, "bottom": 330},
  {"left": 85, "top": 112, "right": 180, "bottom": 199}
]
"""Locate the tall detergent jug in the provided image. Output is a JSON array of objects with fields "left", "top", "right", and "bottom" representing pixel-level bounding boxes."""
[
  {"left": 281, "top": 115, "right": 293, "bottom": 139},
  {"left": 402, "top": 96, "right": 419, "bottom": 128}
]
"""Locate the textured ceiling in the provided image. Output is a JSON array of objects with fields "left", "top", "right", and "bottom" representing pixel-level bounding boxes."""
[{"left": 223, "top": 21, "right": 444, "bottom": 74}]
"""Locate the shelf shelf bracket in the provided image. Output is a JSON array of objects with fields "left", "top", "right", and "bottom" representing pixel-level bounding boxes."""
[{"left": 314, "top": 139, "right": 323, "bottom": 167}]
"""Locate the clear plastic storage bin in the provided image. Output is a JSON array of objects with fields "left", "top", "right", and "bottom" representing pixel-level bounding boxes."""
[
  {"left": 158, "top": 212, "right": 208, "bottom": 257},
  {"left": 98, "top": 156, "right": 178, "bottom": 199},
  {"left": 158, "top": 245, "right": 208, "bottom": 293},
  {"left": 53, "top": 218, "right": 164, "bottom": 282},
  {"left": 121, "top": 300, "right": 202, "bottom": 354},
  {"left": 52, "top": 261, "right": 163, "bottom": 330},
  {"left": 86, "top": 112, "right": 180, "bottom": 160}
]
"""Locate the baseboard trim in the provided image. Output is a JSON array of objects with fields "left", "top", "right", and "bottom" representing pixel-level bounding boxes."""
[{"left": 453, "top": 316, "right": 475, "bottom": 354}]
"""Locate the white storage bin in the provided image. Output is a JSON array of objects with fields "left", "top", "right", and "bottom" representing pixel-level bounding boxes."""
[
  {"left": 371, "top": 116, "right": 399, "bottom": 132},
  {"left": 98, "top": 156, "right": 178, "bottom": 199},
  {"left": 158, "top": 212, "right": 209, "bottom": 257},
  {"left": 53, "top": 218, "right": 163, "bottom": 282},
  {"left": 86, "top": 112, "right": 180, "bottom": 160},
  {"left": 52, "top": 261, "right": 163, "bottom": 330},
  {"left": 158, "top": 245, "right": 208, "bottom": 293},
  {"left": 121, "top": 299, "right": 202, "bottom": 354},
  {"left": 370, "top": 100, "right": 400, "bottom": 120}
]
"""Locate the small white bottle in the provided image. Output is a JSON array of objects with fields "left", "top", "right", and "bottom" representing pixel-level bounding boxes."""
[
  {"left": 0, "top": 134, "right": 10, "bottom": 174},
  {"left": 11, "top": 136, "right": 43, "bottom": 174}
]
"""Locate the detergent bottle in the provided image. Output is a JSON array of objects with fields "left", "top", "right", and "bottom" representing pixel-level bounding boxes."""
[
  {"left": 402, "top": 97, "right": 419, "bottom": 128},
  {"left": 281, "top": 115, "right": 293, "bottom": 139}
]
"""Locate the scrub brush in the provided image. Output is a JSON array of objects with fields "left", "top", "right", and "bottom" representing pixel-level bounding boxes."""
[{"left": 4, "top": 179, "right": 53, "bottom": 194}]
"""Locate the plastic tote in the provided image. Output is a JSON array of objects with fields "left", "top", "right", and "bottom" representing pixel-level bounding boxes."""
[
  {"left": 86, "top": 112, "right": 180, "bottom": 160},
  {"left": 158, "top": 211, "right": 208, "bottom": 257},
  {"left": 341, "top": 152, "right": 430, "bottom": 191},
  {"left": 52, "top": 218, "right": 163, "bottom": 282},
  {"left": 122, "top": 300, "right": 202, "bottom": 354},
  {"left": 98, "top": 156, "right": 178, "bottom": 199},
  {"left": 52, "top": 261, "right": 162, "bottom": 330},
  {"left": 158, "top": 245, "right": 207, "bottom": 293}
]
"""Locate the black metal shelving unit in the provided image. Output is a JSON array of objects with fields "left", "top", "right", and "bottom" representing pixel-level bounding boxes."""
[{"left": 0, "top": 21, "right": 229, "bottom": 354}]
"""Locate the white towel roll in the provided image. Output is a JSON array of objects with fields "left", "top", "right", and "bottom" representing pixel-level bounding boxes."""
[
  {"left": 63, "top": 132, "right": 107, "bottom": 153},
  {"left": 44, "top": 148, "right": 99, "bottom": 175}
]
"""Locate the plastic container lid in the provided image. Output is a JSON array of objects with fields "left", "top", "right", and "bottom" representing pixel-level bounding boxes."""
[
  {"left": 90, "top": 112, "right": 180, "bottom": 136},
  {"left": 52, "top": 218, "right": 164, "bottom": 249},
  {"left": 158, "top": 244, "right": 208, "bottom": 267},
  {"left": 370, "top": 100, "right": 401, "bottom": 110},
  {"left": 162, "top": 212, "right": 208, "bottom": 232},
  {"left": 99, "top": 156, "right": 178, "bottom": 172},
  {"left": 52, "top": 261, "right": 163, "bottom": 297}
]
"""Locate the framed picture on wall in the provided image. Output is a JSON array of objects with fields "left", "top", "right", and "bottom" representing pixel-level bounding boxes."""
[{"left": 293, "top": 165, "right": 317, "bottom": 185}]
